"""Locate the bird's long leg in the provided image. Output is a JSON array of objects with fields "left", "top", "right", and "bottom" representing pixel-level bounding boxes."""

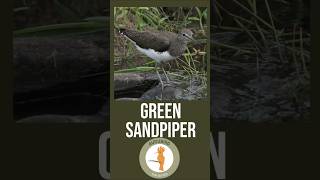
[
  {"left": 155, "top": 63, "right": 164, "bottom": 99},
  {"left": 161, "top": 65, "right": 170, "bottom": 83}
]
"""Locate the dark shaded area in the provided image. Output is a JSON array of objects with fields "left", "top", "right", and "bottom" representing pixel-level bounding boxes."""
[
  {"left": 14, "top": 0, "right": 109, "bottom": 123},
  {"left": 211, "top": 0, "right": 310, "bottom": 123},
  {"left": 14, "top": 0, "right": 107, "bottom": 29},
  {"left": 14, "top": 33, "right": 109, "bottom": 123}
]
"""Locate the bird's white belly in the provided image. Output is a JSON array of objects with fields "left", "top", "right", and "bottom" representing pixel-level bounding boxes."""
[{"left": 135, "top": 45, "right": 176, "bottom": 63}]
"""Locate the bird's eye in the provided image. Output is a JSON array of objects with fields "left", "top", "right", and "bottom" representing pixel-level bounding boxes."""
[{"left": 182, "top": 33, "right": 186, "bottom": 36}]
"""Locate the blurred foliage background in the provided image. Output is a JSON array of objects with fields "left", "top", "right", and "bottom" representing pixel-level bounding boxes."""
[
  {"left": 211, "top": 0, "right": 310, "bottom": 122},
  {"left": 212, "top": 0, "right": 310, "bottom": 84},
  {"left": 14, "top": 0, "right": 108, "bottom": 37}
]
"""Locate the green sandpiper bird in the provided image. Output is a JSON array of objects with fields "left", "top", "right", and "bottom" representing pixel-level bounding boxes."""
[{"left": 119, "top": 28, "right": 194, "bottom": 95}]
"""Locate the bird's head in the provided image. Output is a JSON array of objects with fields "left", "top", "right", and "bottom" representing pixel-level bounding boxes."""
[{"left": 178, "top": 28, "right": 194, "bottom": 43}]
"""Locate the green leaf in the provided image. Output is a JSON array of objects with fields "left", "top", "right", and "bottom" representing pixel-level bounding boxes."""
[
  {"left": 115, "top": 66, "right": 155, "bottom": 73},
  {"left": 188, "top": 17, "right": 200, "bottom": 21},
  {"left": 202, "top": 9, "right": 208, "bottom": 20},
  {"left": 84, "top": 16, "right": 108, "bottom": 23},
  {"left": 14, "top": 22, "right": 106, "bottom": 37},
  {"left": 195, "top": 7, "right": 202, "bottom": 18},
  {"left": 13, "top": 7, "right": 30, "bottom": 13}
]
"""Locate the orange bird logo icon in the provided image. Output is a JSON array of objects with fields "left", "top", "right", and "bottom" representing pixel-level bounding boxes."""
[{"left": 157, "top": 146, "right": 165, "bottom": 171}]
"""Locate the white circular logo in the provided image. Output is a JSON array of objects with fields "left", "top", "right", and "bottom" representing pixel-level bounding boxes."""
[{"left": 139, "top": 138, "right": 180, "bottom": 179}]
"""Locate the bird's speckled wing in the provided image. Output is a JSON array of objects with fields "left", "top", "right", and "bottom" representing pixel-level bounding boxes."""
[{"left": 120, "top": 29, "right": 171, "bottom": 52}]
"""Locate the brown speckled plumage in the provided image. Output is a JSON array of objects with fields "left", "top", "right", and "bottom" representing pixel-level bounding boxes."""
[{"left": 119, "top": 28, "right": 193, "bottom": 59}]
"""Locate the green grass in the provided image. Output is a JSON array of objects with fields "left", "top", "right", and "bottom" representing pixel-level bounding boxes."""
[
  {"left": 14, "top": 0, "right": 107, "bottom": 36},
  {"left": 113, "top": 7, "right": 208, "bottom": 81},
  {"left": 213, "top": 0, "right": 310, "bottom": 79},
  {"left": 14, "top": 20, "right": 106, "bottom": 37}
]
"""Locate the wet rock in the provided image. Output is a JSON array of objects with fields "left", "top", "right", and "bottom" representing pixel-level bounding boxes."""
[
  {"left": 212, "top": 59, "right": 310, "bottom": 123},
  {"left": 114, "top": 73, "right": 153, "bottom": 91},
  {"left": 114, "top": 72, "right": 207, "bottom": 100},
  {"left": 141, "top": 84, "right": 183, "bottom": 100},
  {"left": 114, "top": 73, "right": 158, "bottom": 99}
]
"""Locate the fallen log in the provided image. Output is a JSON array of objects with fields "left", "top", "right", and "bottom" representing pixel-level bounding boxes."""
[{"left": 13, "top": 36, "right": 108, "bottom": 94}]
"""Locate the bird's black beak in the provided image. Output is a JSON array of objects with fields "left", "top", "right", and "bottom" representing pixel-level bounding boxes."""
[{"left": 186, "top": 35, "right": 194, "bottom": 41}]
